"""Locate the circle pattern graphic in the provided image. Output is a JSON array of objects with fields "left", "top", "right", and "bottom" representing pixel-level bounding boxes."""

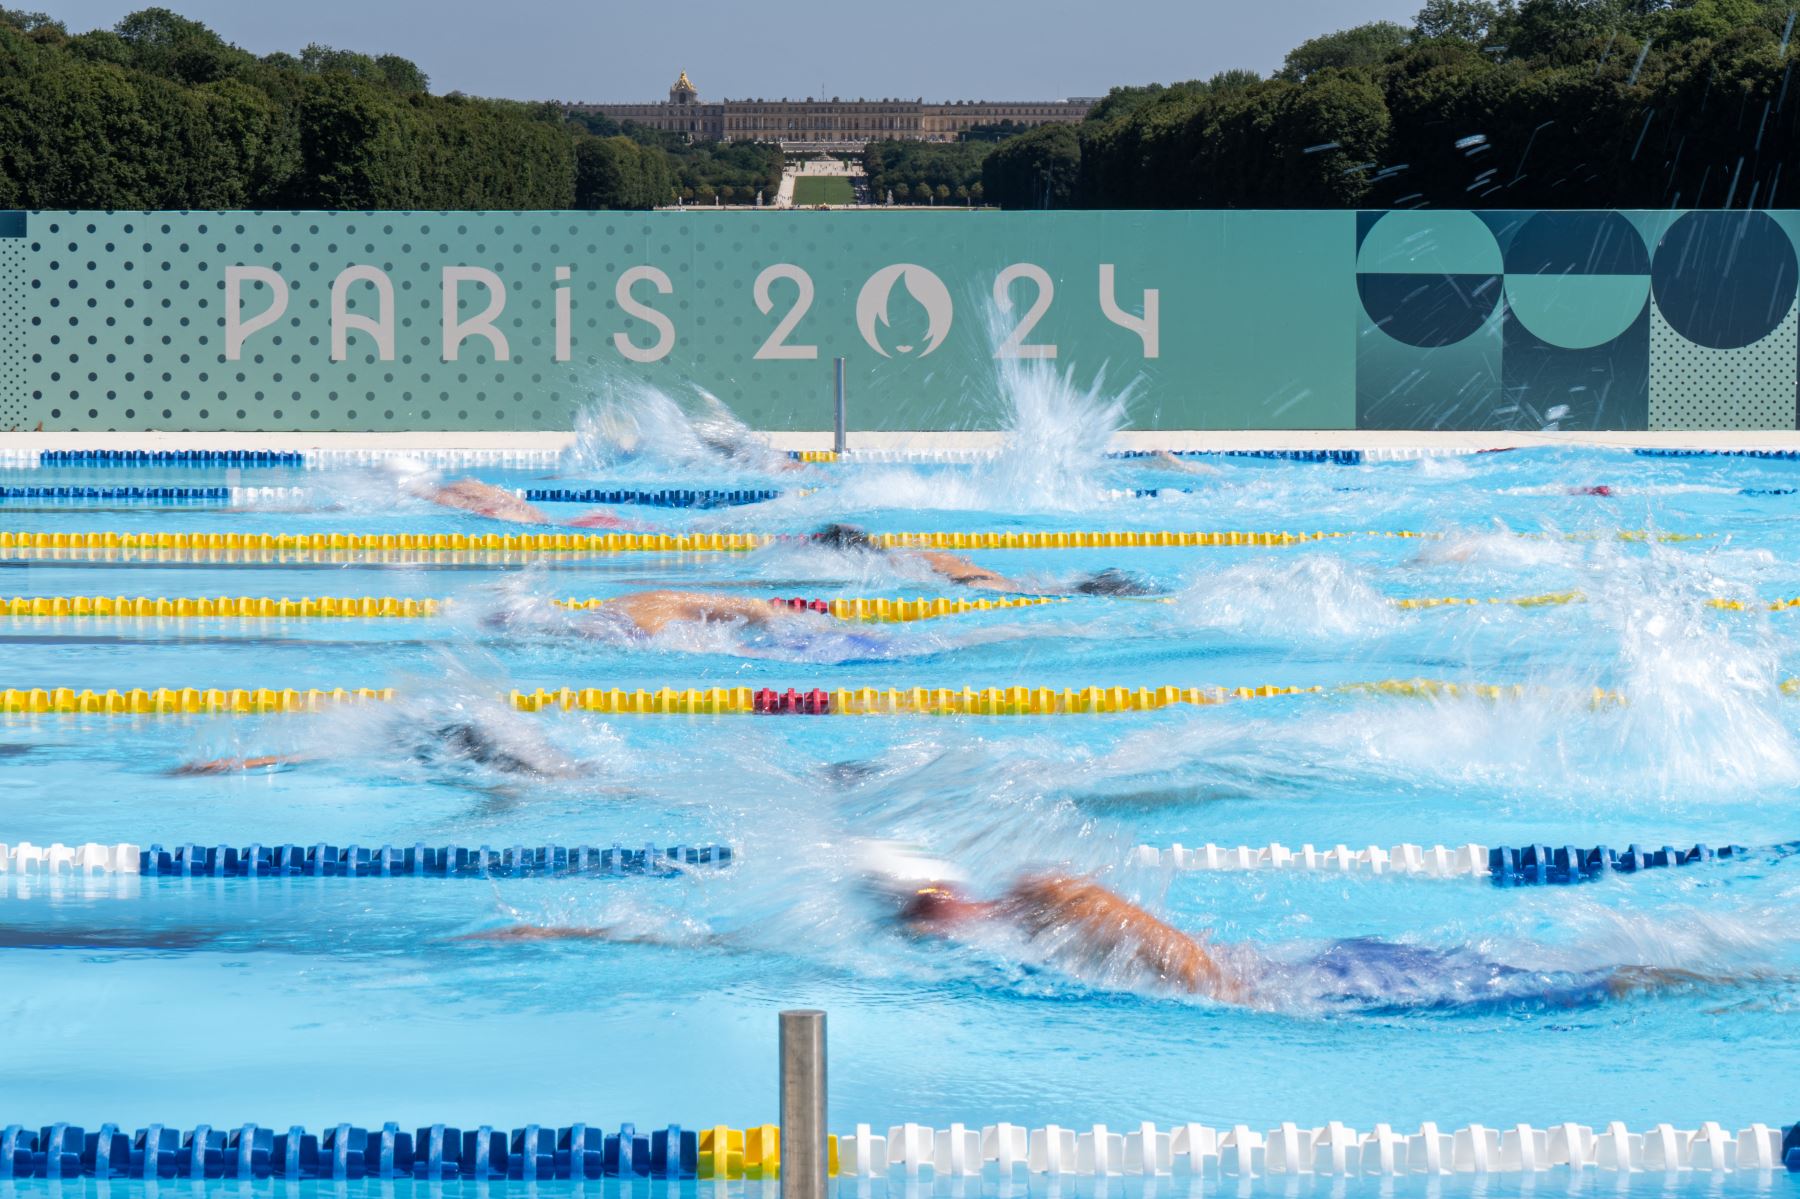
[{"left": 1652, "top": 211, "right": 1798, "bottom": 350}]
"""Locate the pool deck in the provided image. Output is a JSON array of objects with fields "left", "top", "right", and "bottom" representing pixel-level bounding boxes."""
[{"left": 5, "top": 430, "right": 1800, "bottom": 453}]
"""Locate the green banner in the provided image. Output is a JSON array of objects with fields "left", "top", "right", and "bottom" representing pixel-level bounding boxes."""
[{"left": 4, "top": 209, "right": 1796, "bottom": 432}]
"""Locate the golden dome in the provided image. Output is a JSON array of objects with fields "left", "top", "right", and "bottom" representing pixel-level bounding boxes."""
[{"left": 675, "top": 71, "right": 695, "bottom": 91}]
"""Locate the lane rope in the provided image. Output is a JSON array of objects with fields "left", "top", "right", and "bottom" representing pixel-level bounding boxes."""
[
  {"left": 3, "top": 596, "right": 443, "bottom": 618},
  {"left": 0, "top": 529, "right": 1709, "bottom": 568},
  {"left": 1131, "top": 840, "right": 1763, "bottom": 884},
  {"left": 1, "top": 594, "right": 1061, "bottom": 624},
  {"left": 0, "top": 1118, "right": 1791, "bottom": 1178},
  {"left": 3, "top": 677, "right": 1762, "bottom": 716},
  {"left": 522, "top": 487, "right": 783, "bottom": 508},
  {"left": 16, "top": 591, "right": 1798, "bottom": 622},
  {"left": 0, "top": 841, "right": 730, "bottom": 877}
]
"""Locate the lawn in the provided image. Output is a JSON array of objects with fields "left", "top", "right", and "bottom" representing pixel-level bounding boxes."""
[{"left": 793, "top": 176, "right": 855, "bottom": 206}]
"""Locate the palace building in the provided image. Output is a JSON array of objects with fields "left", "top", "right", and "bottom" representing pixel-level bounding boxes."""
[{"left": 571, "top": 72, "right": 1096, "bottom": 149}]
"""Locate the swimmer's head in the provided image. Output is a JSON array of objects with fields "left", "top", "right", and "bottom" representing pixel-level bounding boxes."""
[
  {"left": 1073, "top": 568, "right": 1160, "bottom": 597},
  {"left": 896, "top": 884, "right": 989, "bottom": 929},
  {"left": 814, "top": 523, "right": 882, "bottom": 553}
]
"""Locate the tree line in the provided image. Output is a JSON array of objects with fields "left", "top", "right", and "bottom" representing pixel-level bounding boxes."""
[
  {"left": 975, "top": 0, "right": 1800, "bottom": 209},
  {"left": 6, "top": 1, "right": 1795, "bottom": 212},
  {"left": 0, "top": 6, "right": 777, "bottom": 210}
]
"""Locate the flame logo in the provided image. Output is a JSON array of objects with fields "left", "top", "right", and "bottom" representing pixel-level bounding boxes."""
[{"left": 855, "top": 264, "right": 954, "bottom": 358}]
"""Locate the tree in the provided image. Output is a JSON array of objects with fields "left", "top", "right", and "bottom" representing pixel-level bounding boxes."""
[
  {"left": 981, "top": 122, "right": 1080, "bottom": 208},
  {"left": 1413, "top": 0, "right": 1505, "bottom": 43},
  {"left": 1280, "top": 21, "right": 1411, "bottom": 80},
  {"left": 0, "top": 7, "right": 60, "bottom": 33},
  {"left": 115, "top": 7, "right": 248, "bottom": 84}
]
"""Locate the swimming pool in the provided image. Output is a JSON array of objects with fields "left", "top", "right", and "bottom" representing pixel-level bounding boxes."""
[{"left": 2, "top": 409, "right": 1797, "bottom": 1193}]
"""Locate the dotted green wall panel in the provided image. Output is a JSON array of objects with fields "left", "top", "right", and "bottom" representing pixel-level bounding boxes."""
[
  {"left": 1650, "top": 298, "right": 1797, "bottom": 430},
  {"left": 6, "top": 209, "right": 1798, "bottom": 432}
]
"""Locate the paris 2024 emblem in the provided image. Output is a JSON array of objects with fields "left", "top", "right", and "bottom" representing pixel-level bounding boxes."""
[{"left": 856, "top": 263, "right": 954, "bottom": 357}]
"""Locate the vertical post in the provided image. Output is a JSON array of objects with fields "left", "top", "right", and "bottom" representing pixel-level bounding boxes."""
[
  {"left": 833, "top": 357, "right": 848, "bottom": 456},
  {"left": 780, "top": 1009, "right": 827, "bottom": 1199}
]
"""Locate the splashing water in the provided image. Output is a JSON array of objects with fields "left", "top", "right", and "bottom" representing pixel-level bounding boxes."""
[
  {"left": 564, "top": 378, "right": 788, "bottom": 476},
  {"left": 825, "top": 310, "right": 1135, "bottom": 513}
]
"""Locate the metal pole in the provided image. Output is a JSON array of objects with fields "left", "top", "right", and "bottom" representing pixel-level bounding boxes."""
[
  {"left": 779, "top": 1009, "right": 827, "bottom": 1199},
  {"left": 833, "top": 357, "right": 848, "bottom": 455}
]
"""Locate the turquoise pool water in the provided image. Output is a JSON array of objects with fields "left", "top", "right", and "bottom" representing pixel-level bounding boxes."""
[{"left": 1, "top": 426, "right": 1796, "bottom": 1193}]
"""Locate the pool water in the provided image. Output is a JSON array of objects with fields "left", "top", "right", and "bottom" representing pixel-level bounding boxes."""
[{"left": 1, "top": 419, "right": 1797, "bottom": 1191}]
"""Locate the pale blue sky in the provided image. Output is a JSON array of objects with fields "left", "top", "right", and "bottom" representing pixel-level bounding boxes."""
[{"left": 42, "top": 0, "right": 1423, "bottom": 102}]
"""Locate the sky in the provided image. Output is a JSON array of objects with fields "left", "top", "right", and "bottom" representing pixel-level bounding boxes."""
[{"left": 41, "top": 0, "right": 1425, "bottom": 102}]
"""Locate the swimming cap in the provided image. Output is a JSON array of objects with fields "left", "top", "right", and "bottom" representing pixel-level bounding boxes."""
[
  {"left": 856, "top": 838, "right": 968, "bottom": 892},
  {"left": 814, "top": 523, "right": 881, "bottom": 552},
  {"left": 1073, "top": 568, "right": 1160, "bottom": 597}
]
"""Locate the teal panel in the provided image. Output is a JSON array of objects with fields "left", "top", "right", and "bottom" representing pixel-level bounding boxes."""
[
  {"left": 15, "top": 210, "right": 1363, "bottom": 432},
  {"left": 10, "top": 209, "right": 1799, "bottom": 432}
]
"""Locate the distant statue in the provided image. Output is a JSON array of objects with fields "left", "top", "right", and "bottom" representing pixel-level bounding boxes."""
[
  {"left": 756, "top": 190, "right": 764, "bottom": 207},
  {"left": 886, "top": 189, "right": 894, "bottom": 207}
]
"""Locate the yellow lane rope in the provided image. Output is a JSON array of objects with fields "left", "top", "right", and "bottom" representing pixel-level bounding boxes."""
[
  {"left": 0, "top": 528, "right": 1710, "bottom": 561},
  {"left": 0, "top": 688, "right": 392, "bottom": 715},
  {"left": 511, "top": 683, "right": 1317, "bottom": 715},
  {"left": 7, "top": 677, "right": 1775, "bottom": 716},
  {"left": 1399, "top": 593, "right": 1800, "bottom": 612},
  {"left": 1394, "top": 592, "right": 1585, "bottom": 610},
  {"left": 552, "top": 595, "right": 1066, "bottom": 622},
  {"left": 16, "top": 589, "right": 1800, "bottom": 622},
  {"left": 2, "top": 595, "right": 443, "bottom": 618},
  {"left": 1, "top": 594, "right": 1064, "bottom": 624},
  {"left": 16, "top": 589, "right": 1800, "bottom": 621}
]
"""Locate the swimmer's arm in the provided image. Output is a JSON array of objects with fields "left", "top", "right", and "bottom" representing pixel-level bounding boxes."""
[
  {"left": 916, "top": 551, "right": 1026, "bottom": 592},
  {"left": 1002, "top": 874, "right": 1245, "bottom": 1003},
  {"left": 1148, "top": 450, "right": 1222, "bottom": 477},
  {"left": 171, "top": 753, "right": 306, "bottom": 776},
  {"left": 604, "top": 590, "right": 785, "bottom": 634},
  {"left": 427, "top": 479, "right": 550, "bottom": 525},
  {"left": 453, "top": 923, "right": 741, "bottom": 951}
]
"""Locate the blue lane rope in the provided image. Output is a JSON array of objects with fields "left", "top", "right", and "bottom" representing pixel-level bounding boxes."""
[
  {"left": 1487, "top": 841, "right": 1761, "bottom": 886},
  {"left": 0, "top": 486, "right": 231, "bottom": 501},
  {"left": 35, "top": 451, "right": 303, "bottom": 466},
  {"left": 0, "top": 1123, "right": 699, "bottom": 1180},
  {"left": 1108, "top": 449, "right": 1364, "bottom": 465},
  {"left": 2, "top": 1119, "right": 1794, "bottom": 1178},
  {"left": 134, "top": 843, "right": 731, "bottom": 878},
  {"left": 522, "top": 487, "right": 782, "bottom": 509},
  {"left": 1634, "top": 448, "right": 1800, "bottom": 461}
]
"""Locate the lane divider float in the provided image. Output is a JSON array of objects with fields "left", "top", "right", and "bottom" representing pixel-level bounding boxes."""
[
  {"left": 0, "top": 449, "right": 562, "bottom": 470},
  {"left": 522, "top": 487, "right": 783, "bottom": 508},
  {"left": 3, "top": 596, "right": 442, "bottom": 619},
  {"left": 15, "top": 590, "right": 1797, "bottom": 623},
  {"left": 1, "top": 594, "right": 1060, "bottom": 624},
  {"left": 0, "top": 842, "right": 730, "bottom": 877},
  {"left": 1131, "top": 840, "right": 1763, "bottom": 885},
  {"left": 4, "top": 676, "right": 1766, "bottom": 717},
  {"left": 0, "top": 1119, "right": 1792, "bottom": 1179},
  {"left": 0, "top": 529, "right": 1709, "bottom": 568}
]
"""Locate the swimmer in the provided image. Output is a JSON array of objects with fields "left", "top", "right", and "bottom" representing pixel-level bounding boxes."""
[
  {"left": 1146, "top": 450, "right": 1223, "bottom": 477},
  {"left": 172, "top": 720, "right": 580, "bottom": 780},
  {"left": 463, "top": 847, "right": 1757, "bottom": 1012},
  {"left": 170, "top": 753, "right": 302, "bottom": 776},
  {"left": 814, "top": 524, "right": 1159, "bottom": 597},
  {"left": 416, "top": 477, "right": 551, "bottom": 524},
  {"left": 408, "top": 475, "right": 630, "bottom": 529},
  {"left": 888, "top": 871, "right": 1739, "bottom": 1011},
  {"left": 584, "top": 590, "right": 803, "bottom": 637}
]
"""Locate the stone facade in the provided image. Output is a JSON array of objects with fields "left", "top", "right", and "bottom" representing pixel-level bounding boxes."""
[{"left": 572, "top": 72, "right": 1095, "bottom": 145}]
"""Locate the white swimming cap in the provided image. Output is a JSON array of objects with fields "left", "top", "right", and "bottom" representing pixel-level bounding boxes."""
[{"left": 856, "top": 839, "right": 969, "bottom": 890}]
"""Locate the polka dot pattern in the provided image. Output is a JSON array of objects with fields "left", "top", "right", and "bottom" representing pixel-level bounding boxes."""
[
  {"left": 1, "top": 237, "right": 24, "bottom": 431},
  {"left": 19, "top": 210, "right": 1066, "bottom": 432},
  {"left": 1649, "top": 296, "right": 1797, "bottom": 430}
]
